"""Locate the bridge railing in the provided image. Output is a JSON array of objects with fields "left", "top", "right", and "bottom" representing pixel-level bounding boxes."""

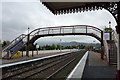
[
  {"left": 2, "top": 34, "right": 27, "bottom": 58},
  {"left": 2, "top": 34, "right": 26, "bottom": 52},
  {"left": 29, "top": 25, "right": 102, "bottom": 40},
  {"left": 112, "top": 30, "right": 118, "bottom": 48},
  {"left": 103, "top": 32, "right": 110, "bottom": 62}
]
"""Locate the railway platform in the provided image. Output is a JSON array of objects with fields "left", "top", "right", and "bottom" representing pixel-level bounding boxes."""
[
  {"left": 2, "top": 51, "right": 71, "bottom": 64},
  {"left": 68, "top": 51, "right": 117, "bottom": 80}
]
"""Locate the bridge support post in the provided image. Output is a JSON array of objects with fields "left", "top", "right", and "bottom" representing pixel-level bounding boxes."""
[
  {"left": 116, "top": 2, "right": 120, "bottom": 80},
  {"left": 7, "top": 49, "right": 9, "bottom": 59},
  {"left": 26, "top": 34, "right": 30, "bottom": 57},
  {"left": 101, "top": 31, "right": 104, "bottom": 60},
  {"left": 22, "top": 48, "right": 23, "bottom": 57}
]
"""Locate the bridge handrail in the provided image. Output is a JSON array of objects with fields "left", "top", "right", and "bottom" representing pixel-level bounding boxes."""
[
  {"left": 2, "top": 34, "right": 27, "bottom": 58},
  {"left": 112, "top": 30, "right": 118, "bottom": 48},
  {"left": 2, "top": 34, "right": 26, "bottom": 52},
  {"left": 103, "top": 32, "right": 110, "bottom": 62},
  {"left": 29, "top": 25, "right": 102, "bottom": 35},
  {"left": 6, "top": 34, "right": 28, "bottom": 58},
  {"left": 28, "top": 25, "right": 102, "bottom": 43}
]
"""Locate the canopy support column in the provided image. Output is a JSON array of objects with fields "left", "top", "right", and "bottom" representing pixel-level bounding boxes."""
[
  {"left": 116, "top": 2, "right": 120, "bottom": 80},
  {"left": 101, "top": 31, "right": 104, "bottom": 60}
]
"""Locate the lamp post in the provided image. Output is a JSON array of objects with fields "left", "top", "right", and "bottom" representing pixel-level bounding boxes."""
[
  {"left": 109, "top": 21, "right": 112, "bottom": 40},
  {"left": 109, "top": 21, "right": 111, "bottom": 28},
  {"left": 93, "top": 40, "right": 96, "bottom": 50},
  {"left": 28, "top": 27, "right": 30, "bottom": 34}
]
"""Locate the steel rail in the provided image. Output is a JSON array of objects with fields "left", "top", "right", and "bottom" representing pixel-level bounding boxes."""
[
  {"left": 46, "top": 52, "right": 83, "bottom": 80},
  {"left": 46, "top": 57, "right": 76, "bottom": 80},
  {"left": 7, "top": 52, "right": 75, "bottom": 79},
  {"left": 23, "top": 55, "right": 73, "bottom": 79}
]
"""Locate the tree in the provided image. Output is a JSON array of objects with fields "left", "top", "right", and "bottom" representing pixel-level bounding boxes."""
[
  {"left": 29, "top": 43, "right": 34, "bottom": 51},
  {"left": 0, "top": 40, "right": 1, "bottom": 48},
  {"left": 20, "top": 45, "right": 26, "bottom": 51},
  {"left": 85, "top": 46, "right": 93, "bottom": 50},
  {"left": 51, "top": 44, "right": 56, "bottom": 50},
  {"left": 2, "top": 41, "right": 7, "bottom": 47},
  {"left": 104, "top": 28, "right": 112, "bottom": 33},
  {"left": 6, "top": 40, "right": 10, "bottom": 45},
  {"left": 2, "top": 40, "right": 10, "bottom": 47},
  {"left": 56, "top": 44, "right": 60, "bottom": 50},
  {"left": 0, "top": 40, "right": 1, "bottom": 44},
  {"left": 45, "top": 45, "right": 51, "bottom": 50}
]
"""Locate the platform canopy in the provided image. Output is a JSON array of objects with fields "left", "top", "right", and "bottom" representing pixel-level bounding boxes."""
[{"left": 41, "top": 0, "right": 119, "bottom": 23}]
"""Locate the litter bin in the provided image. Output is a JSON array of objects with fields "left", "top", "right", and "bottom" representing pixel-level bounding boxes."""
[{"left": 13, "top": 51, "right": 21, "bottom": 57}]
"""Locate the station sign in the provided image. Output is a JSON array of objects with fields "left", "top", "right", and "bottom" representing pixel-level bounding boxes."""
[{"left": 104, "top": 33, "right": 110, "bottom": 40}]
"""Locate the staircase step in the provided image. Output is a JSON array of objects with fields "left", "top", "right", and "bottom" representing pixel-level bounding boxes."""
[
  {"left": 110, "top": 62, "right": 117, "bottom": 65},
  {"left": 107, "top": 40, "right": 117, "bottom": 65}
]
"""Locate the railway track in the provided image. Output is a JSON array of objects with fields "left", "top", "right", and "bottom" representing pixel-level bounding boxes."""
[
  {"left": 43, "top": 50, "right": 86, "bottom": 80},
  {"left": 2, "top": 50, "right": 86, "bottom": 80}
]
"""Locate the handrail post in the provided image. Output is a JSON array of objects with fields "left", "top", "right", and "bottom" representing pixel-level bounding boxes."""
[
  {"left": 7, "top": 49, "right": 9, "bottom": 59},
  {"left": 72, "top": 26, "right": 74, "bottom": 33},
  {"left": 52, "top": 29, "right": 53, "bottom": 34},
  {"left": 37, "top": 31, "right": 39, "bottom": 35},
  {"left": 48, "top": 28, "right": 50, "bottom": 34},
  {"left": 22, "top": 48, "right": 23, "bottom": 57},
  {"left": 60, "top": 27, "right": 61, "bottom": 34},
  {"left": 86, "top": 26, "right": 87, "bottom": 34}
]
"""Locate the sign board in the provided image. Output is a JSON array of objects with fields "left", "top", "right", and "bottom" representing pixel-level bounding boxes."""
[
  {"left": 36, "top": 45, "right": 39, "bottom": 49},
  {"left": 104, "top": 33, "right": 110, "bottom": 40}
]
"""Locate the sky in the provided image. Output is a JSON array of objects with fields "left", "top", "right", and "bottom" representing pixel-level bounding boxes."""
[{"left": 1, "top": 1, "right": 117, "bottom": 44}]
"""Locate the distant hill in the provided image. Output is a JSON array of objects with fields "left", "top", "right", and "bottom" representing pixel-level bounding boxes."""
[{"left": 37, "top": 41, "right": 101, "bottom": 48}]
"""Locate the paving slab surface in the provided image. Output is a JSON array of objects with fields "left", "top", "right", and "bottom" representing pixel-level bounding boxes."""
[{"left": 82, "top": 51, "right": 117, "bottom": 80}]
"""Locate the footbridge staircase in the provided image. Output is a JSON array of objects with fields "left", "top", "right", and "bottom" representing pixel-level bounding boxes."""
[{"left": 103, "top": 30, "right": 118, "bottom": 65}]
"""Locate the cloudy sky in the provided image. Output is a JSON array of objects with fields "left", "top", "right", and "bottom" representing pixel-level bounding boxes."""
[{"left": 1, "top": 1, "right": 117, "bottom": 44}]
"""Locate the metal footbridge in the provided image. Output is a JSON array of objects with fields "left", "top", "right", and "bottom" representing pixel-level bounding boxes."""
[{"left": 2, "top": 25, "right": 118, "bottom": 64}]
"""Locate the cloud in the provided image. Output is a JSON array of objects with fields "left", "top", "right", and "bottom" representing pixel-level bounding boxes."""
[
  {"left": 35, "top": 35, "right": 100, "bottom": 44},
  {"left": 2, "top": 2, "right": 117, "bottom": 43},
  {"left": 0, "top": 3, "right": 2, "bottom": 40}
]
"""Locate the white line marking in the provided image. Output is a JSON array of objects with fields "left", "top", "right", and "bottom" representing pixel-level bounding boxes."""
[{"left": 67, "top": 51, "right": 89, "bottom": 80}]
